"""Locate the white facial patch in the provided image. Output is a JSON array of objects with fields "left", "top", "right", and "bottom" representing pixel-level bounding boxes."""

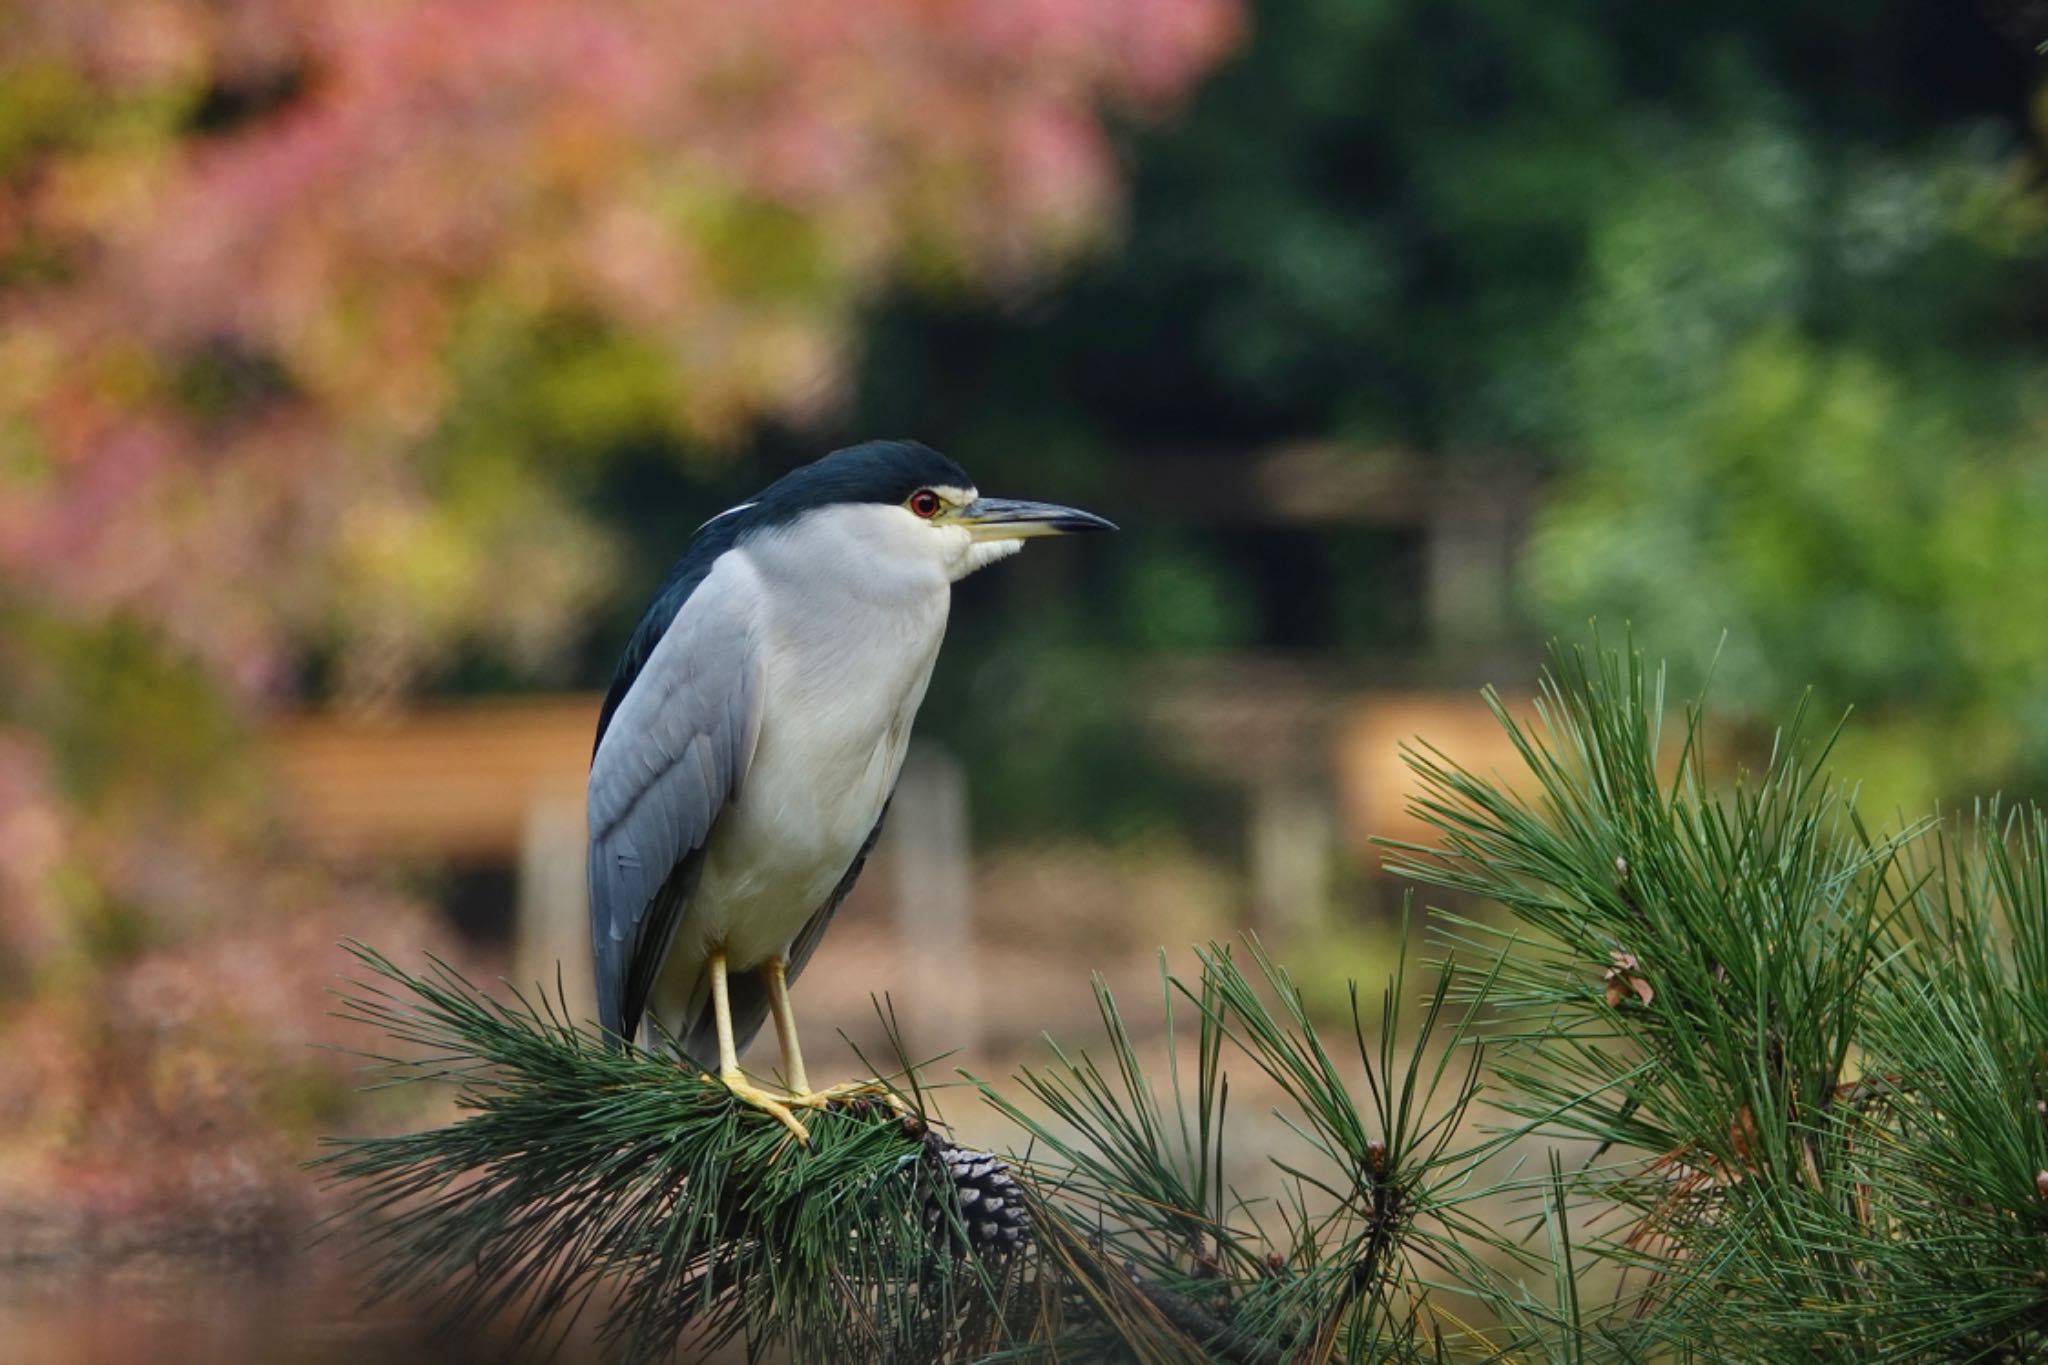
[
  {"left": 919, "top": 485, "right": 1021, "bottom": 581},
  {"left": 963, "top": 538, "right": 1025, "bottom": 574}
]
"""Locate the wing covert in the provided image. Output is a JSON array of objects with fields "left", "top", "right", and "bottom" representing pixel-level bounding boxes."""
[{"left": 587, "top": 562, "right": 762, "bottom": 1044}]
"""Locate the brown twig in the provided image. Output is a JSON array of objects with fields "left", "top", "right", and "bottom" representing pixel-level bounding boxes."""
[{"left": 1112, "top": 1260, "right": 1289, "bottom": 1365}]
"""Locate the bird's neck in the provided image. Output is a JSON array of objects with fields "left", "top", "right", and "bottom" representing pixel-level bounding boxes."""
[
  {"left": 736, "top": 522, "right": 951, "bottom": 711},
  {"left": 741, "top": 509, "right": 953, "bottom": 611}
]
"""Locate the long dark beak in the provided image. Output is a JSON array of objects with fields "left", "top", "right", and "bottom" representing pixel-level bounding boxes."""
[{"left": 955, "top": 496, "right": 1118, "bottom": 541}]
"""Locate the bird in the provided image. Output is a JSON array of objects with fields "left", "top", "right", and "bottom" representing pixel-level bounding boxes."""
[{"left": 586, "top": 439, "right": 1114, "bottom": 1141}]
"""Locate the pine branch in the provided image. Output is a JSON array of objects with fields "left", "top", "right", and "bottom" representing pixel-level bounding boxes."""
[
  {"left": 971, "top": 928, "right": 1541, "bottom": 1363},
  {"left": 319, "top": 933, "right": 1531, "bottom": 1362},
  {"left": 1387, "top": 639, "right": 2048, "bottom": 1360},
  {"left": 316, "top": 946, "right": 1035, "bottom": 1363},
  {"left": 320, "top": 637, "right": 2048, "bottom": 1362}
]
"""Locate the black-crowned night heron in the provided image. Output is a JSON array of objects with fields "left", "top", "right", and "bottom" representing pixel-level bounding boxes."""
[{"left": 588, "top": 440, "right": 1113, "bottom": 1141}]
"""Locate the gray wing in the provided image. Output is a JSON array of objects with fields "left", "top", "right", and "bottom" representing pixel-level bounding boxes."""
[
  {"left": 684, "top": 798, "right": 892, "bottom": 1066},
  {"left": 587, "top": 576, "right": 761, "bottom": 1045}
]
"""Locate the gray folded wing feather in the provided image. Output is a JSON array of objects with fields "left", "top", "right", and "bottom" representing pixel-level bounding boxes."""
[{"left": 587, "top": 571, "right": 762, "bottom": 1045}]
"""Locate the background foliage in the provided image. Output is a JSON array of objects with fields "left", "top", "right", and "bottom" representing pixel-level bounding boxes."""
[
  {"left": 3, "top": 1, "right": 2048, "bottom": 1355},
  {"left": 839, "top": 0, "right": 2048, "bottom": 819},
  {"left": 0, "top": 0, "right": 1236, "bottom": 1223}
]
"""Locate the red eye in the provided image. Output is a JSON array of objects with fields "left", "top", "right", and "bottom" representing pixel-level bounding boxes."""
[{"left": 908, "top": 489, "right": 942, "bottom": 519}]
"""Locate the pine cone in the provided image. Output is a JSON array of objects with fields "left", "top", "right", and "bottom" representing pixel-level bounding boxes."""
[{"left": 920, "top": 1130, "right": 1033, "bottom": 1258}]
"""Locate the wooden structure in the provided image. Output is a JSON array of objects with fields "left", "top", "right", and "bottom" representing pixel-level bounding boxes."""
[
  {"left": 260, "top": 442, "right": 1545, "bottom": 985},
  {"left": 266, "top": 695, "right": 598, "bottom": 860},
  {"left": 264, "top": 696, "right": 978, "bottom": 1036},
  {"left": 262, "top": 685, "right": 1536, "bottom": 952},
  {"left": 1126, "top": 443, "right": 1535, "bottom": 649}
]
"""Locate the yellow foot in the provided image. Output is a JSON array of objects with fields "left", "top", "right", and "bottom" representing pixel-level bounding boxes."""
[
  {"left": 786, "top": 1080, "right": 909, "bottom": 1116},
  {"left": 707, "top": 1068, "right": 811, "bottom": 1145}
]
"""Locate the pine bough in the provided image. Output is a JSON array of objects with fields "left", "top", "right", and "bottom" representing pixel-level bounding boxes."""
[{"left": 321, "top": 642, "right": 2048, "bottom": 1362}]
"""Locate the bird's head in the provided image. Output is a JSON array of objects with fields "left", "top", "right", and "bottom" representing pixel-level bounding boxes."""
[{"left": 737, "top": 440, "right": 1116, "bottom": 584}]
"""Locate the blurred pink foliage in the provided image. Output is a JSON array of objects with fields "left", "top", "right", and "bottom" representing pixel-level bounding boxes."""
[
  {"left": 0, "top": 0, "right": 1240, "bottom": 1229},
  {"left": 0, "top": 737, "right": 63, "bottom": 980},
  {"left": 0, "top": 877, "right": 448, "bottom": 1231},
  {"left": 2, "top": 0, "right": 1238, "bottom": 693}
]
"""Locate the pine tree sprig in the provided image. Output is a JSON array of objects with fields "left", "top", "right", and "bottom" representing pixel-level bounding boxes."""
[
  {"left": 1387, "top": 640, "right": 2048, "bottom": 1360},
  {"left": 320, "top": 637, "right": 2048, "bottom": 1362},
  {"left": 316, "top": 944, "right": 1032, "bottom": 1363},
  {"left": 320, "top": 934, "right": 1530, "bottom": 1363},
  {"left": 973, "top": 928, "right": 1534, "bottom": 1363}
]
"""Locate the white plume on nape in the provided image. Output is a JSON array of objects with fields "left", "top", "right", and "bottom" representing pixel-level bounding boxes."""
[{"left": 697, "top": 501, "right": 758, "bottom": 532}]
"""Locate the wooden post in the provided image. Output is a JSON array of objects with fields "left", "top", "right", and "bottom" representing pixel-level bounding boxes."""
[
  {"left": 889, "top": 745, "right": 981, "bottom": 1059},
  {"left": 517, "top": 794, "right": 597, "bottom": 1029},
  {"left": 1248, "top": 778, "right": 1333, "bottom": 939},
  {"left": 1425, "top": 484, "right": 1516, "bottom": 647}
]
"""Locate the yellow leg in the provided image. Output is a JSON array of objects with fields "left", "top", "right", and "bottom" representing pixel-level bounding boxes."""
[
  {"left": 764, "top": 955, "right": 812, "bottom": 1096},
  {"left": 706, "top": 950, "right": 810, "bottom": 1145},
  {"left": 763, "top": 956, "right": 903, "bottom": 1115}
]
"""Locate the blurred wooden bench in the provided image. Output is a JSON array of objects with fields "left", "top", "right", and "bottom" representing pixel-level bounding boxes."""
[
  {"left": 265, "top": 695, "right": 600, "bottom": 860},
  {"left": 1334, "top": 691, "right": 1537, "bottom": 855},
  {"left": 265, "top": 686, "right": 1539, "bottom": 881},
  {"left": 260, "top": 685, "right": 1540, "bottom": 1013}
]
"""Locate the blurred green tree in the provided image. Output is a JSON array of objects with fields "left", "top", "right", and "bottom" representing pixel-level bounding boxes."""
[
  {"left": 861, "top": 0, "right": 2039, "bottom": 458},
  {"left": 844, "top": 0, "right": 2048, "bottom": 813},
  {"left": 1532, "top": 114, "right": 2048, "bottom": 809}
]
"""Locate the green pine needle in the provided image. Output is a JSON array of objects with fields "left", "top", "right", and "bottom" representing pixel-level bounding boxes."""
[
  {"left": 319, "top": 638, "right": 2048, "bottom": 1362},
  {"left": 316, "top": 945, "right": 1029, "bottom": 1363}
]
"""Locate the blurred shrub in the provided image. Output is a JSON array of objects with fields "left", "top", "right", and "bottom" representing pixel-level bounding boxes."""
[
  {"left": 1532, "top": 116, "right": 2048, "bottom": 809},
  {"left": 930, "top": 611, "right": 1236, "bottom": 845},
  {"left": 0, "top": 0, "right": 1239, "bottom": 702},
  {"left": 1117, "top": 529, "right": 1259, "bottom": 652},
  {"left": 847, "top": 0, "right": 2047, "bottom": 814}
]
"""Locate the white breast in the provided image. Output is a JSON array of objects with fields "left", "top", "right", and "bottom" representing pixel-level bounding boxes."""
[{"left": 650, "top": 506, "right": 951, "bottom": 1026}]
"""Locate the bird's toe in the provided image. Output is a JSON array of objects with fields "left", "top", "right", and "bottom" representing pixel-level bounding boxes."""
[
  {"left": 710, "top": 1068, "right": 813, "bottom": 1146},
  {"left": 787, "top": 1080, "right": 908, "bottom": 1118}
]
